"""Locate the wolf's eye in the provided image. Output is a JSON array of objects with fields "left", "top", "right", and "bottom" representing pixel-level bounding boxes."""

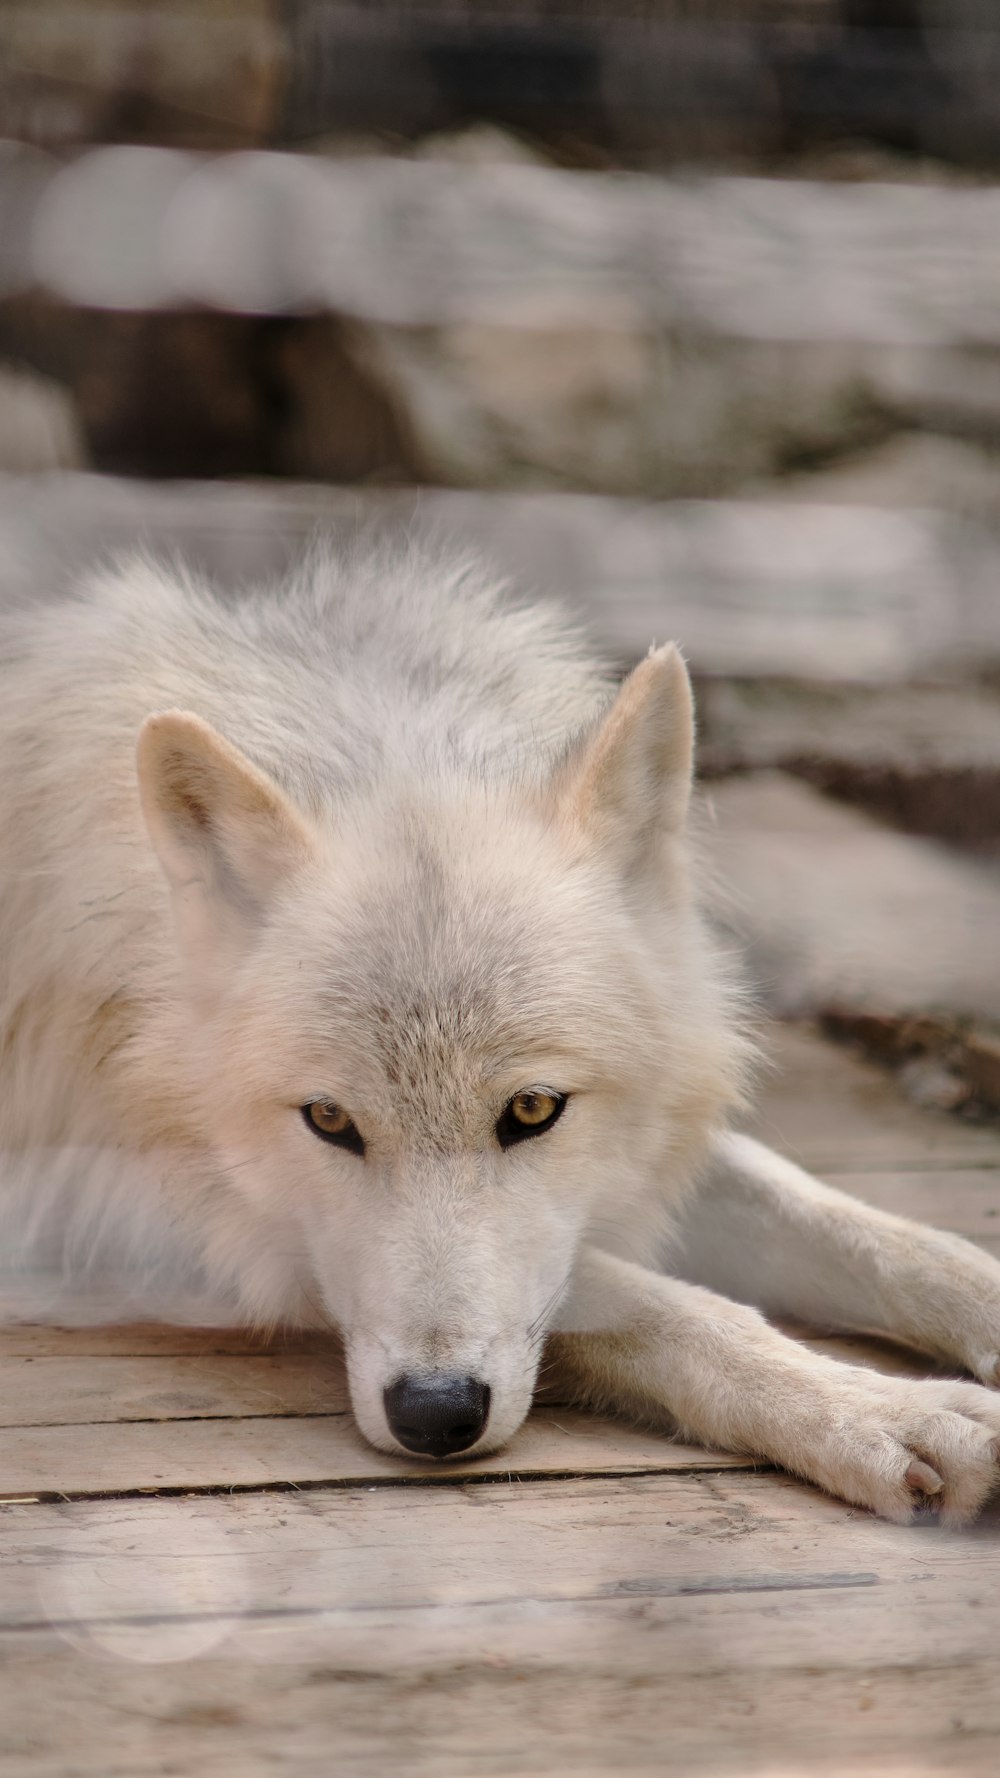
[
  {"left": 302, "top": 1100, "right": 365, "bottom": 1157},
  {"left": 496, "top": 1089, "right": 567, "bottom": 1150}
]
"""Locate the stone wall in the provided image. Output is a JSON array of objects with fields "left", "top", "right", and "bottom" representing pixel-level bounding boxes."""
[
  {"left": 6, "top": 147, "right": 1000, "bottom": 499},
  {"left": 4, "top": 2, "right": 1000, "bottom": 163}
]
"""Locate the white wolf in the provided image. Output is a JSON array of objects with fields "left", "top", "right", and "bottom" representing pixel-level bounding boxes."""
[{"left": 4, "top": 538, "right": 1000, "bottom": 1524}]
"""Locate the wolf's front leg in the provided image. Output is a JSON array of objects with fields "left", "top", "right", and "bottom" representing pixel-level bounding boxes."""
[
  {"left": 546, "top": 1248, "right": 1000, "bottom": 1523},
  {"left": 678, "top": 1131, "right": 1000, "bottom": 1386}
]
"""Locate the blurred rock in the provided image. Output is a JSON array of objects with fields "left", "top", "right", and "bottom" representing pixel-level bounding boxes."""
[
  {"left": 0, "top": 142, "right": 53, "bottom": 301},
  {"left": 0, "top": 362, "right": 85, "bottom": 470},
  {"left": 411, "top": 125, "right": 552, "bottom": 167},
  {"left": 964, "top": 1030, "right": 1000, "bottom": 1106},
  {"left": 697, "top": 679, "right": 1000, "bottom": 847},
  {"left": 360, "top": 316, "right": 662, "bottom": 494},
  {"left": 0, "top": 300, "right": 417, "bottom": 482},
  {"left": 896, "top": 1055, "right": 970, "bottom": 1115},
  {"left": 265, "top": 317, "right": 417, "bottom": 484},
  {"left": 0, "top": 0, "right": 287, "bottom": 150},
  {"left": 819, "top": 1009, "right": 1000, "bottom": 1118},
  {"left": 707, "top": 771, "right": 1000, "bottom": 1112},
  {"left": 283, "top": 4, "right": 1000, "bottom": 167},
  {"left": 338, "top": 169, "right": 1000, "bottom": 493},
  {"left": 756, "top": 432, "right": 1000, "bottom": 523},
  {"left": 9, "top": 157, "right": 1000, "bottom": 492},
  {"left": 707, "top": 771, "right": 1000, "bottom": 1023},
  {"left": 4, "top": 3, "right": 1000, "bottom": 166},
  {"left": 19, "top": 309, "right": 270, "bottom": 479}
]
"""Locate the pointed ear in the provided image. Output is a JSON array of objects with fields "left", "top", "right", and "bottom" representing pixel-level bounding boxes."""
[
  {"left": 551, "top": 645, "right": 694, "bottom": 872},
  {"left": 136, "top": 711, "right": 314, "bottom": 968}
]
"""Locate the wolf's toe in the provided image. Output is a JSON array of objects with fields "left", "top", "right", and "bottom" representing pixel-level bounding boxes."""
[
  {"left": 904, "top": 1457, "right": 943, "bottom": 1498},
  {"left": 906, "top": 1415, "right": 1000, "bottom": 1527}
]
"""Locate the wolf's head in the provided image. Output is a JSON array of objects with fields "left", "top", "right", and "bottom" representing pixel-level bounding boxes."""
[{"left": 136, "top": 645, "right": 744, "bottom": 1459}]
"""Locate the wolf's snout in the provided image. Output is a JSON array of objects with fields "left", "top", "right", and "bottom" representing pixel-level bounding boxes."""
[{"left": 383, "top": 1373, "right": 491, "bottom": 1457}]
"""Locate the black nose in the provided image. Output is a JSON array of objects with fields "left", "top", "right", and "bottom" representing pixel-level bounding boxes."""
[{"left": 383, "top": 1373, "right": 491, "bottom": 1457}]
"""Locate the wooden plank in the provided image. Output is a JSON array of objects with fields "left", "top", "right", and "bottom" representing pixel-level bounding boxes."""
[
  {"left": 0, "top": 1406, "right": 751, "bottom": 1499},
  {"left": 746, "top": 1022, "right": 1000, "bottom": 1173},
  {"left": 9, "top": 1304, "right": 996, "bottom": 1371},
  {"left": 708, "top": 775, "right": 1000, "bottom": 1039},
  {"left": 0, "top": 1472, "right": 837, "bottom": 1628},
  {"left": 0, "top": 1273, "right": 238, "bottom": 1329},
  {"left": 2, "top": 1475, "right": 1000, "bottom": 1775},
  {"left": 0, "top": 1469, "right": 980, "bottom": 1632},
  {"left": 2, "top": 1654, "right": 996, "bottom": 1778},
  {"left": 821, "top": 1168, "right": 1000, "bottom": 1237},
  {"left": 0, "top": 1326, "right": 982, "bottom": 1495},
  {"left": 0, "top": 1317, "right": 973, "bottom": 1428},
  {"left": 0, "top": 1320, "right": 293, "bottom": 1358},
  {"left": 0, "top": 1354, "right": 351, "bottom": 1427},
  {"left": 0, "top": 1328, "right": 960, "bottom": 1432},
  {"left": 1, "top": 1650, "right": 998, "bottom": 1778}
]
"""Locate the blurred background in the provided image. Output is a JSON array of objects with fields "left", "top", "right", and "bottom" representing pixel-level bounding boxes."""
[{"left": 3, "top": 0, "right": 1000, "bottom": 1119}]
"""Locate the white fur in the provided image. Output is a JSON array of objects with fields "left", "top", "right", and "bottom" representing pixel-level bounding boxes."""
[{"left": 3, "top": 538, "right": 1000, "bottom": 1522}]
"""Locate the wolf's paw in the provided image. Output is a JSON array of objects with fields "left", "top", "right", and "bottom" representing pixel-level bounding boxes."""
[
  {"left": 896, "top": 1234, "right": 1000, "bottom": 1390},
  {"left": 941, "top": 1283, "right": 1000, "bottom": 1389},
  {"left": 914, "top": 1325, "right": 1000, "bottom": 1392},
  {"left": 809, "top": 1374, "right": 1000, "bottom": 1526}
]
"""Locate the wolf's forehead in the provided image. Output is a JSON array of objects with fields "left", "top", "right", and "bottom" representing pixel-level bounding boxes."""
[
  {"left": 313, "top": 897, "right": 576, "bottom": 1102},
  {"left": 290, "top": 814, "right": 623, "bottom": 1098},
  {"left": 368, "top": 992, "right": 510, "bottom": 1093},
  {"left": 337, "top": 935, "right": 550, "bottom": 1066},
  {"left": 335, "top": 833, "right": 571, "bottom": 1014}
]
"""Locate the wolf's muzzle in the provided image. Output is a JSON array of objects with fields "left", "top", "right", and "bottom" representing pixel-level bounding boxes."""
[{"left": 383, "top": 1373, "right": 491, "bottom": 1457}]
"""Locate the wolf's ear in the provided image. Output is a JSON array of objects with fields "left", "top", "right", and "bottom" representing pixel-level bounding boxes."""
[
  {"left": 551, "top": 644, "right": 694, "bottom": 872},
  {"left": 137, "top": 711, "right": 314, "bottom": 965}
]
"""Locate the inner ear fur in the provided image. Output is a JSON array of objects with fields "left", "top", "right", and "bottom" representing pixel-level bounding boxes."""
[
  {"left": 551, "top": 644, "right": 694, "bottom": 870},
  {"left": 136, "top": 710, "right": 314, "bottom": 921}
]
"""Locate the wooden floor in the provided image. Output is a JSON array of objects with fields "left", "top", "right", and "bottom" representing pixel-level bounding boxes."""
[{"left": 3, "top": 1022, "right": 1000, "bottom": 1776}]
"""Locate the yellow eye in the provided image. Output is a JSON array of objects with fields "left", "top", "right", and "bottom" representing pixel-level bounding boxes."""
[
  {"left": 307, "top": 1101, "right": 350, "bottom": 1136},
  {"left": 511, "top": 1091, "right": 559, "bottom": 1127},
  {"left": 302, "top": 1100, "right": 365, "bottom": 1156},
  {"left": 497, "top": 1089, "right": 567, "bottom": 1149}
]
